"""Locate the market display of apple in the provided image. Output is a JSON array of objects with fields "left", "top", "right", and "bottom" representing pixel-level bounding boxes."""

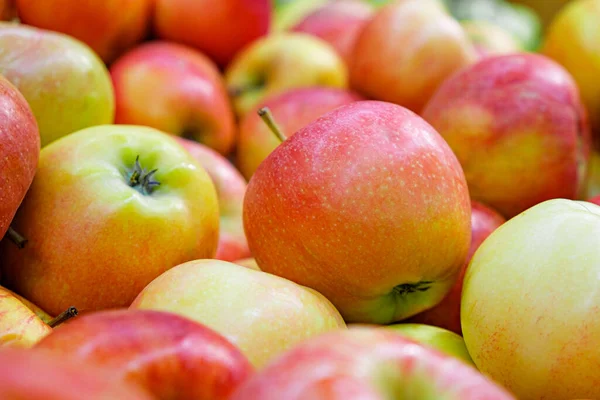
[{"left": 0, "top": 1, "right": 598, "bottom": 398}]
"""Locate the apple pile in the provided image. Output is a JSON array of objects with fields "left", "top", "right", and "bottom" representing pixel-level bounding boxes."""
[{"left": 0, "top": 0, "right": 599, "bottom": 399}]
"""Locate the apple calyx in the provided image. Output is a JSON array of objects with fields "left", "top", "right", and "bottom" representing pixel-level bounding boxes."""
[
  {"left": 48, "top": 306, "right": 78, "bottom": 328},
  {"left": 258, "top": 107, "right": 288, "bottom": 143},
  {"left": 127, "top": 155, "right": 160, "bottom": 196},
  {"left": 393, "top": 281, "right": 433, "bottom": 296},
  {"left": 6, "top": 226, "right": 27, "bottom": 249}
]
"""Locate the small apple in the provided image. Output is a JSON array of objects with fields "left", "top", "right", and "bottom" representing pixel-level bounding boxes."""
[
  {"left": 153, "top": 0, "right": 271, "bottom": 67},
  {"left": 0, "top": 125, "right": 220, "bottom": 316},
  {"left": 230, "top": 327, "right": 515, "bottom": 399},
  {"left": 225, "top": 33, "right": 348, "bottom": 118},
  {"left": 111, "top": 41, "right": 236, "bottom": 155},
  {"left": 15, "top": 0, "right": 153, "bottom": 63},
  {"left": 175, "top": 137, "right": 250, "bottom": 261},
  {"left": 0, "top": 23, "right": 114, "bottom": 147},
  {"left": 130, "top": 259, "right": 346, "bottom": 368},
  {"left": 244, "top": 101, "right": 471, "bottom": 324},
  {"left": 462, "top": 199, "right": 600, "bottom": 399},
  {"left": 35, "top": 309, "right": 253, "bottom": 400},
  {"left": 461, "top": 20, "right": 523, "bottom": 57}
]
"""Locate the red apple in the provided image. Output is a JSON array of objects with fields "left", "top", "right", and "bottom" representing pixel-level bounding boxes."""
[
  {"left": 154, "top": 0, "right": 271, "bottom": 67},
  {"left": 35, "top": 309, "right": 253, "bottom": 400},
  {"left": 244, "top": 101, "right": 471, "bottom": 324},
  {"left": 175, "top": 137, "right": 250, "bottom": 261},
  {"left": 16, "top": 0, "right": 153, "bottom": 63},
  {"left": 0, "top": 0, "right": 16, "bottom": 20},
  {"left": 292, "top": 0, "right": 375, "bottom": 66},
  {"left": 230, "top": 327, "right": 515, "bottom": 400},
  {"left": 422, "top": 53, "right": 591, "bottom": 218},
  {"left": 407, "top": 201, "right": 506, "bottom": 334},
  {"left": 237, "top": 87, "right": 364, "bottom": 180}
]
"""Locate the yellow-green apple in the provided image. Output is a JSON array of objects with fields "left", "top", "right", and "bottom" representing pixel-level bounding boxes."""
[
  {"left": 462, "top": 199, "right": 600, "bottom": 399},
  {"left": 350, "top": 0, "right": 477, "bottom": 113},
  {"left": 244, "top": 101, "right": 471, "bottom": 324},
  {"left": 407, "top": 201, "right": 505, "bottom": 334},
  {"left": 130, "top": 259, "right": 346, "bottom": 368},
  {"left": 4, "top": 287, "right": 53, "bottom": 324},
  {"left": 0, "top": 286, "right": 52, "bottom": 348},
  {"left": 153, "top": 0, "right": 271, "bottom": 67},
  {"left": 291, "top": 0, "right": 375, "bottom": 65},
  {"left": 230, "top": 327, "right": 515, "bottom": 400},
  {"left": 0, "top": 125, "right": 220, "bottom": 316},
  {"left": 0, "top": 347, "right": 154, "bottom": 399},
  {"left": 175, "top": 137, "right": 250, "bottom": 261},
  {"left": 422, "top": 53, "right": 591, "bottom": 218},
  {"left": 542, "top": 0, "right": 600, "bottom": 147},
  {"left": 461, "top": 20, "right": 523, "bottom": 57},
  {"left": 225, "top": 33, "right": 348, "bottom": 117},
  {"left": 15, "top": 0, "right": 153, "bottom": 64},
  {"left": 0, "top": 23, "right": 114, "bottom": 147},
  {"left": 35, "top": 309, "right": 253, "bottom": 400},
  {"left": 0, "top": 75, "right": 39, "bottom": 245},
  {"left": 111, "top": 41, "right": 236, "bottom": 155},
  {"left": 234, "top": 258, "right": 261, "bottom": 271},
  {"left": 237, "top": 87, "right": 364, "bottom": 180}
]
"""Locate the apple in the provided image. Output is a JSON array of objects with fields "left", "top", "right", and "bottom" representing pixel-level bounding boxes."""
[
  {"left": 542, "top": 0, "right": 600, "bottom": 147},
  {"left": 406, "top": 201, "right": 505, "bottom": 334},
  {"left": 15, "top": 0, "right": 152, "bottom": 64},
  {"left": 0, "top": 23, "right": 114, "bottom": 147},
  {"left": 230, "top": 327, "right": 515, "bottom": 399},
  {"left": 585, "top": 151, "right": 600, "bottom": 199},
  {"left": 130, "top": 259, "right": 346, "bottom": 368},
  {"left": 588, "top": 195, "right": 600, "bottom": 206},
  {"left": 3, "top": 286, "right": 53, "bottom": 324},
  {"left": 0, "top": 285, "right": 52, "bottom": 348},
  {"left": 0, "top": 0, "right": 15, "bottom": 20},
  {"left": 422, "top": 53, "right": 591, "bottom": 218},
  {"left": 291, "top": 0, "right": 375, "bottom": 65},
  {"left": 175, "top": 137, "right": 250, "bottom": 261},
  {"left": 225, "top": 32, "right": 348, "bottom": 118},
  {"left": 0, "top": 125, "right": 220, "bottom": 316},
  {"left": 153, "top": 0, "right": 271, "bottom": 67},
  {"left": 273, "top": 0, "right": 330, "bottom": 32},
  {"left": 35, "top": 309, "right": 253, "bottom": 399},
  {"left": 244, "top": 101, "right": 471, "bottom": 324},
  {"left": 237, "top": 87, "right": 364, "bottom": 180},
  {"left": 233, "top": 258, "right": 261, "bottom": 271},
  {"left": 462, "top": 199, "right": 600, "bottom": 399},
  {"left": 350, "top": 0, "right": 477, "bottom": 113},
  {"left": 461, "top": 20, "right": 523, "bottom": 57},
  {"left": 111, "top": 42, "right": 236, "bottom": 156}
]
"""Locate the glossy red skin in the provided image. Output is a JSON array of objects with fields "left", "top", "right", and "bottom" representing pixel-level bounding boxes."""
[
  {"left": 408, "top": 201, "right": 505, "bottom": 334},
  {"left": 35, "top": 309, "right": 253, "bottom": 400},
  {"left": 0, "top": 75, "right": 39, "bottom": 240},
  {"left": 231, "top": 328, "right": 515, "bottom": 400},
  {"left": 244, "top": 101, "right": 471, "bottom": 324},
  {"left": 292, "top": 0, "right": 375, "bottom": 66},
  {"left": 154, "top": 0, "right": 271, "bottom": 67},
  {"left": 175, "top": 137, "right": 250, "bottom": 261},
  {"left": 16, "top": 0, "right": 152, "bottom": 63},
  {"left": 422, "top": 53, "right": 591, "bottom": 218},
  {"left": 0, "top": 347, "right": 154, "bottom": 399},
  {"left": 111, "top": 41, "right": 236, "bottom": 155},
  {"left": 237, "top": 87, "right": 365, "bottom": 180}
]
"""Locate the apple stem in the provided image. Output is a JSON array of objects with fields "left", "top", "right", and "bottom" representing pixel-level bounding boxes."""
[
  {"left": 6, "top": 226, "right": 27, "bottom": 249},
  {"left": 258, "top": 107, "right": 287, "bottom": 143},
  {"left": 48, "top": 306, "right": 78, "bottom": 328}
]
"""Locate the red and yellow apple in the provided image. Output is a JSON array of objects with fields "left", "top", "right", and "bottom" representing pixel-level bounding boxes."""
[{"left": 0, "top": 286, "right": 52, "bottom": 348}]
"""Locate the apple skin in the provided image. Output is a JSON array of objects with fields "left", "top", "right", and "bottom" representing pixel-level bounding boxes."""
[
  {"left": 130, "top": 259, "right": 347, "bottom": 368},
  {"left": 154, "top": 0, "right": 271, "bottom": 67},
  {"left": 0, "top": 75, "right": 39, "bottom": 241},
  {"left": 588, "top": 195, "right": 600, "bottom": 206},
  {"left": 585, "top": 151, "right": 600, "bottom": 199},
  {"left": 461, "top": 20, "right": 523, "bottom": 57},
  {"left": 422, "top": 53, "right": 591, "bottom": 218},
  {"left": 273, "top": 0, "right": 329, "bottom": 32},
  {"left": 225, "top": 33, "right": 348, "bottom": 118},
  {"left": 0, "top": 285, "right": 52, "bottom": 348},
  {"left": 462, "top": 199, "right": 600, "bottom": 399},
  {"left": 3, "top": 287, "right": 53, "bottom": 324},
  {"left": 0, "top": 0, "right": 16, "bottom": 20},
  {"left": 237, "top": 87, "right": 364, "bottom": 180},
  {"left": 0, "top": 125, "right": 220, "bottom": 316},
  {"left": 350, "top": 0, "right": 477, "bottom": 113},
  {"left": 0, "top": 23, "right": 114, "bottom": 147},
  {"left": 175, "top": 137, "right": 250, "bottom": 261},
  {"left": 111, "top": 41, "right": 236, "bottom": 155},
  {"left": 35, "top": 309, "right": 253, "bottom": 400},
  {"left": 15, "top": 0, "right": 152, "bottom": 64},
  {"left": 542, "top": 0, "right": 600, "bottom": 147},
  {"left": 230, "top": 327, "right": 515, "bottom": 400},
  {"left": 291, "top": 0, "right": 375, "bottom": 65},
  {"left": 244, "top": 100, "right": 471, "bottom": 324},
  {"left": 0, "top": 347, "right": 154, "bottom": 399},
  {"left": 406, "top": 201, "right": 505, "bottom": 334},
  {"left": 233, "top": 257, "right": 261, "bottom": 271}
]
